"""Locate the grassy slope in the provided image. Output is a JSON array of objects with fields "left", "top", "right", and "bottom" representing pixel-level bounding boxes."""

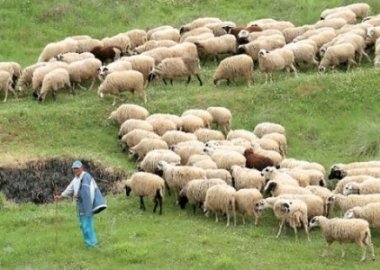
[{"left": 1, "top": 0, "right": 380, "bottom": 269}]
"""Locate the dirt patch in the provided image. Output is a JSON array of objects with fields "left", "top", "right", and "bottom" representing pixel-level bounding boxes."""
[{"left": 0, "top": 157, "right": 127, "bottom": 204}]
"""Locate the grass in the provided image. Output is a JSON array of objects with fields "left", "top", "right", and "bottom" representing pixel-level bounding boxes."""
[{"left": 1, "top": 0, "right": 380, "bottom": 269}]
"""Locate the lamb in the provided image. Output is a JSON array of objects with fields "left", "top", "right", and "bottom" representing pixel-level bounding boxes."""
[
  {"left": 67, "top": 58, "right": 102, "bottom": 90},
  {"left": 149, "top": 28, "right": 180, "bottom": 42},
  {"left": 37, "top": 68, "right": 72, "bottom": 102},
  {"left": 343, "top": 178, "right": 380, "bottom": 195},
  {"left": 180, "top": 17, "right": 222, "bottom": 34},
  {"left": 203, "top": 184, "right": 237, "bottom": 227},
  {"left": 344, "top": 202, "right": 380, "bottom": 230},
  {"left": 90, "top": 46, "right": 122, "bottom": 63},
  {"left": 204, "top": 147, "right": 246, "bottom": 170},
  {"left": 332, "top": 193, "right": 380, "bottom": 213},
  {"left": 309, "top": 216, "right": 375, "bottom": 261},
  {"left": 161, "top": 130, "right": 197, "bottom": 147},
  {"left": 194, "top": 34, "right": 237, "bottom": 62},
  {"left": 107, "top": 103, "right": 149, "bottom": 125},
  {"left": 54, "top": 52, "right": 95, "bottom": 63},
  {"left": 264, "top": 181, "right": 312, "bottom": 197},
  {"left": 101, "top": 33, "right": 131, "bottom": 53},
  {"left": 333, "top": 176, "right": 375, "bottom": 194},
  {"left": 231, "top": 165, "right": 265, "bottom": 191},
  {"left": 120, "top": 55, "right": 155, "bottom": 81},
  {"left": 194, "top": 128, "right": 224, "bottom": 143},
  {"left": 125, "top": 172, "right": 165, "bottom": 214},
  {"left": 178, "top": 178, "right": 226, "bottom": 213},
  {"left": 181, "top": 115, "right": 205, "bottom": 133},
  {"left": 182, "top": 109, "right": 213, "bottom": 128},
  {"left": 237, "top": 35, "right": 286, "bottom": 62},
  {"left": 206, "top": 107, "right": 232, "bottom": 135},
  {"left": 318, "top": 43, "right": 357, "bottom": 73},
  {"left": 137, "top": 149, "right": 181, "bottom": 173},
  {"left": 148, "top": 57, "right": 202, "bottom": 86},
  {"left": 213, "top": 54, "right": 254, "bottom": 87},
  {"left": 129, "top": 138, "right": 169, "bottom": 161},
  {"left": 156, "top": 160, "right": 206, "bottom": 200},
  {"left": 120, "top": 129, "right": 161, "bottom": 150},
  {"left": 205, "top": 169, "right": 232, "bottom": 185},
  {"left": 98, "top": 70, "right": 146, "bottom": 105},
  {"left": 118, "top": 119, "right": 154, "bottom": 138},
  {"left": 258, "top": 48, "right": 297, "bottom": 83},
  {"left": 38, "top": 38, "right": 78, "bottom": 62},
  {"left": 234, "top": 188, "right": 263, "bottom": 225},
  {"left": 0, "top": 71, "right": 16, "bottom": 102},
  {"left": 97, "top": 61, "right": 132, "bottom": 81},
  {"left": 244, "top": 148, "right": 274, "bottom": 171}
]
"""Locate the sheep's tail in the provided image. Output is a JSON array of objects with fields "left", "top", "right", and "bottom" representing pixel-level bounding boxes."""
[{"left": 363, "top": 229, "right": 372, "bottom": 246}]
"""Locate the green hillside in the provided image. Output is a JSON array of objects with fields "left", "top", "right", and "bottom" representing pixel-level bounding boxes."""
[{"left": 1, "top": 0, "right": 380, "bottom": 269}]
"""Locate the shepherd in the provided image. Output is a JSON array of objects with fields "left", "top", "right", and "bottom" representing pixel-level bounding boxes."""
[{"left": 54, "top": 160, "right": 107, "bottom": 248}]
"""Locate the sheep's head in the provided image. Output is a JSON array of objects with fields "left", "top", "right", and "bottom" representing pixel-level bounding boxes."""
[
  {"left": 177, "top": 189, "right": 189, "bottom": 210},
  {"left": 264, "top": 181, "right": 277, "bottom": 196},
  {"left": 327, "top": 194, "right": 335, "bottom": 205},
  {"left": 309, "top": 216, "right": 324, "bottom": 229},
  {"left": 319, "top": 47, "right": 327, "bottom": 58},
  {"left": 125, "top": 181, "right": 132, "bottom": 196},
  {"left": 343, "top": 208, "right": 356, "bottom": 219},
  {"left": 236, "top": 45, "right": 246, "bottom": 54},
  {"left": 155, "top": 160, "right": 169, "bottom": 176},
  {"left": 343, "top": 183, "right": 360, "bottom": 195},
  {"left": 147, "top": 71, "right": 157, "bottom": 82},
  {"left": 328, "top": 166, "right": 344, "bottom": 180},
  {"left": 128, "top": 149, "right": 138, "bottom": 160},
  {"left": 254, "top": 199, "right": 266, "bottom": 212},
  {"left": 258, "top": 49, "right": 269, "bottom": 58},
  {"left": 318, "top": 65, "right": 326, "bottom": 73},
  {"left": 222, "top": 25, "right": 233, "bottom": 34},
  {"left": 179, "top": 26, "right": 189, "bottom": 35},
  {"left": 261, "top": 166, "right": 276, "bottom": 178},
  {"left": 55, "top": 54, "right": 64, "bottom": 61},
  {"left": 280, "top": 201, "right": 292, "bottom": 213}
]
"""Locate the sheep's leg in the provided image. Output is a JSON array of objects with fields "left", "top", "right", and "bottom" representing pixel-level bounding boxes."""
[
  {"left": 170, "top": 79, "right": 173, "bottom": 86},
  {"left": 192, "top": 205, "right": 196, "bottom": 214},
  {"left": 215, "top": 212, "right": 219, "bottom": 223},
  {"left": 3, "top": 90, "right": 8, "bottom": 102},
  {"left": 341, "top": 246, "right": 346, "bottom": 258},
  {"left": 88, "top": 78, "right": 95, "bottom": 91},
  {"left": 186, "top": 76, "right": 191, "bottom": 85},
  {"left": 290, "top": 64, "right": 298, "bottom": 77},
  {"left": 226, "top": 79, "right": 230, "bottom": 86},
  {"left": 304, "top": 220, "right": 311, "bottom": 241},
  {"left": 226, "top": 211, "right": 230, "bottom": 227},
  {"left": 78, "top": 83, "right": 87, "bottom": 90},
  {"left": 142, "top": 91, "right": 147, "bottom": 105},
  {"left": 112, "top": 96, "right": 117, "bottom": 106},
  {"left": 9, "top": 86, "right": 17, "bottom": 100},
  {"left": 322, "top": 243, "right": 332, "bottom": 257},
  {"left": 292, "top": 225, "right": 298, "bottom": 241},
  {"left": 362, "top": 50, "right": 372, "bottom": 63},
  {"left": 276, "top": 220, "right": 285, "bottom": 238},
  {"left": 139, "top": 196, "right": 146, "bottom": 211},
  {"left": 52, "top": 90, "right": 57, "bottom": 101},
  {"left": 196, "top": 74, "right": 203, "bottom": 86},
  {"left": 347, "top": 58, "right": 357, "bottom": 71},
  {"left": 162, "top": 79, "right": 167, "bottom": 85}
]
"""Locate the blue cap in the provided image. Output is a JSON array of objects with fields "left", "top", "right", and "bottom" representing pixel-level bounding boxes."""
[{"left": 71, "top": 160, "right": 83, "bottom": 169}]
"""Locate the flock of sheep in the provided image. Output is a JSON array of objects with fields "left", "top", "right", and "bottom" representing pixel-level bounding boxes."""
[{"left": 1, "top": 3, "right": 380, "bottom": 103}]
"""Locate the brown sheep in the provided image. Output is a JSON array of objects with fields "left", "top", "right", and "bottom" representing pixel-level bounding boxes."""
[
  {"left": 244, "top": 148, "right": 275, "bottom": 171},
  {"left": 90, "top": 46, "right": 122, "bottom": 63}
]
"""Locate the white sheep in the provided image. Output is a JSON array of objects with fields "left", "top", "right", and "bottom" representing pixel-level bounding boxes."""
[
  {"left": 179, "top": 27, "right": 213, "bottom": 42},
  {"left": 146, "top": 114, "right": 179, "bottom": 136},
  {"left": 305, "top": 185, "right": 334, "bottom": 217},
  {"left": 16, "top": 62, "right": 47, "bottom": 93},
  {"left": 227, "top": 129, "right": 257, "bottom": 142},
  {"left": 284, "top": 41, "right": 319, "bottom": 68},
  {"left": 108, "top": 103, "right": 149, "bottom": 125},
  {"left": 67, "top": 58, "right": 102, "bottom": 90},
  {"left": 120, "top": 55, "right": 155, "bottom": 81},
  {"left": 182, "top": 109, "right": 213, "bottom": 128},
  {"left": 274, "top": 194, "right": 325, "bottom": 220},
  {"left": 258, "top": 48, "right": 297, "bottom": 83},
  {"left": 98, "top": 61, "right": 132, "bottom": 81},
  {"left": 314, "top": 18, "right": 347, "bottom": 30},
  {"left": 203, "top": 184, "right": 236, "bottom": 227},
  {"left": 101, "top": 33, "right": 131, "bottom": 53},
  {"left": 54, "top": 52, "right": 95, "bottom": 63},
  {"left": 213, "top": 54, "right": 254, "bottom": 87},
  {"left": 37, "top": 68, "right": 71, "bottom": 102},
  {"left": 192, "top": 159, "right": 218, "bottom": 170},
  {"left": 125, "top": 172, "right": 165, "bottom": 214},
  {"left": 204, "top": 147, "right": 246, "bottom": 171},
  {"left": 344, "top": 202, "right": 380, "bottom": 230},
  {"left": 132, "top": 40, "right": 177, "bottom": 54},
  {"left": 332, "top": 193, "right": 380, "bottom": 213},
  {"left": 235, "top": 188, "right": 263, "bottom": 225},
  {"left": 329, "top": 161, "right": 380, "bottom": 179},
  {"left": 280, "top": 158, "right": 326, "bottom": 175},
  {"left": 231, "top": 165, "right": 265, "bottom": 191},
  {"left": 262, "top": 132, "right": 287, "bottom": 157},
  {"left": 138, "top": 149, "right": 181, "bottom": 173},
  {"left": 172, "top": 140, "right": 205, "bottom": 165},
  {"left": 182, "top": 32, "right": 215, "bottom": 43},
  {"left": 180, "top": 17, "right": 222, "bottom": 34},
  {"left": 178, "top": 178, "right": 226, "bottom": 213},
  {"left": 98, "top": 70, "right": 146, "bottom": 105},
  {"left": 309, "top": 216, "right": 375, "bottom": 261},
  {"left": 32, "top": 62, "right": 68, "bottom": 93},
  {"left": 118, "top": 119, "right": 154, "bottom": 138},
  {"left": 253, "top": 122, "right": 286, "bottom": 138},
  {"left": 124, "top": 29, "right": 148, "bottom": 49},
  {"left": 324, "top": 9, "right": 357, "bottom": 24},
  {"left": 343, "top": 178, "right": 380, "bottom": 195},
  {"left": 264, "top": 181, "right": 312, "bottom": 197},
  {"left": 205, "top": 169, "right": 233, "bottom": 185},
  {"left": 193, "top": 128, "right": 224, "bottom": 143},
  {"left": 261, "top": 166, "right": 300, "bottom": 187},
  {"left": 0, "top": 71, "right": 16, "bottom": 102},
  {"left": 141, "top": 47, "right": 174, "bottom": 65},
  {"left": 129, "top": 138, "right": 168, "bottom": 161},
  {"left": 333, "top": 175, "right": 375, "bottom": 194},
  {"left": 38, "top": 38, "right": 78, "bottom": 62},
  {"left": 194, "top": 34, "right": 237, "bottom": 62},
  {"left": 147, "top": 25, "right": 175, "bottom": 39},
  {"left": 76, "top": 38, "right": 103, "bottom": 53},
  {"left": 180, "top": 114, "right": 205, "bottom": 133},
  {"left": 120, "top": 128, "right": 161, "bottom": 150},
  {"left": 206, "top": 106, "right": 232, "bottom": 135},
  {"left": 161, "top": 130, "right": 197, "bottom": 147},
  {"left": 150, "top": 28, "right": 180, "bottom": 42},
  {"left": 319, "top": 43, "right": 357, "bottom": 73}
]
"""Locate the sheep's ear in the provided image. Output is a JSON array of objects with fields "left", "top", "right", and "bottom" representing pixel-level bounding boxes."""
[{"left": 104, "top": 67, "right": 109, "bottom": 72}]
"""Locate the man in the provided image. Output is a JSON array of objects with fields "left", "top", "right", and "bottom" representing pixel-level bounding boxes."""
[{"left": 55, "top": 160, "right": 99, "bottom": 248}]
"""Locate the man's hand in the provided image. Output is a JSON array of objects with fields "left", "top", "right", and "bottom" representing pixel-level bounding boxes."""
[{"left": 54, "top": 195, "right": 64, "bottom": 201}]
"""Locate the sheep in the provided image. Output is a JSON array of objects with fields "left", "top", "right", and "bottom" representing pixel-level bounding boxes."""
[
  {"left": 235, "top": 188, "right": 263, "bottom": 225},
  {"left": 253, "top": 21, "right": 295, "bottom": 32},
  {"left": 132, "top": 40, "right": 177, "bottom": 54},
  {"left": 181, "top": 33, "right": 215, "bottom": 44},
  {"left": 329, "top": 161, "right": 380, "bottom": 179},
  {"left": 227, "top": 129, "right": 257, "bottom": 142},
  {"left": 213, "top": 54, "right": 254, "bottom": 87},
  {"left": 205, "top": 21, "right": 236, "bottom": 36},
  {"left": 253, "top": 122, "right": 286, "bottom": 138},
  {"left": 150, "top": 28, "right": 180, "bottom": 42},
  {"left": 205, "top": 169, "right": 232, "bottom": 185},
  {"left": 182, "top": 109, "right": 213, "bottom": 128},
  {"left": 67, "top": 58, "right": 102, "bottom": 91},
  {"left": 274, "top": 194, "right": 325, "bottom": 220},
  {"left": 54, "top": 52, "right": 95, "bottom": 63},
  {"left": 180, "top": 17, "right": 222, "bottom": 34},
  {"left": 129, "top": 138, "right": 169, "bottom": 161},
  {"left": 16, "top": 62, "right": 47, "bottom": 94},
  {"left": 237, "top": 35, "right": 286, "bottom": 62},
  {"left": 169, "top": 42, "right": 199, "bottom": 60},
  {"left": 223, "top": 25, "right": 263, "bottom": 38},
  {"left": 258, "top": 48, "right": 297, "bottom": 83},
  {"left": 76, "top": 38, "right": 103, "bottom": 53},
  {"left": 181, "top": 115, "right": 205, "bottom": 133},
  {"left": 90, "top": 46, "right": 122, "bottom": 63},
  {"left": 282, "top": 25, "right": 315, "bottom": 43},
  {"left": 108, "top": 103, "right": 149, "bottom": 125},
  {"left": 38, "top": 38, "right": 78, "bottom": 62},
  {"left": 204, "top": 147, "right": 246, "bottom": 171},
  {"left": 124, "top": 29, "right": 148, "bottom": 49},
  {"left": 331, "top": 168, "right": 380, "bottom": 180},
  {"left": 37, "top": 68, "right": 72, "bottom": 102},
  {"left": 120, "top": 55, "right": 155, "bottom": 81},
  {"left": 194, "top": 34, "right": 237, "bottom": 62},
  {"left": 203, "top": 184, "right": 236, "bottom": 227},
  {"left": 125, "top": 172, "right": 165, "bottom": 214},
  {"left": 206, "top": 143, "right": 246, "bottom": 155},
  {"left": 147, "top": 25, "right": 175, "bottom": 40},
  {"left": 98, "top": 70, "right": 146, "bottom": 105},
  {"left": 280, "top": 158, "right": 326, "bottom": 175},
  {"left": 192, "top": 128, "right": 223, "bottom": 143},
  {"left": 314, "top": 18, "right": 347, "bottom": 30},
  {"left": 0, "top": 71, "right": 16, "bottom": 102},
  {"left": 98, "top": 61, "right": 132, "bottom": 81},
  {"left": 318, "top": 43, "right": 357, "bottom": 73},
  {"left": 0, "top": 62, "right": 22, "bottom": 88},
  {"left": 243, "top": 148, "right": 274, "bottom": 171},
  {"left": 261, "top": 166, "right": 300, "bottom": 187},
  {"left": 179, "top": 27, "right": 213, "bottom": 43},
  {"left": 284, "top": 42, "right": 319, "bottom": 68},
  {"left": 141, "top": 47, "right": 174, "bottom": 65},
  {"left": 333, "top": 176, "right": 376, "bottom": 194},
  {"left": 138, "top": 149, "right": 181, "bottom": 173},
  {"left": 247, "top": 18, "right": 278, "bottom": 27},
  {"left": 31, "top": 62, "right": 68, "bottom": 94},
  {"left": 120, "top": 129, "right": 161, "bottom": 150},
  {"left": 309, "top": 216, "right": 375, "bottom": 261},
  {"left": 280, "top": 167, "right": 326, "bottom": 187},
  {"left": 344, "top": 202, "right": 380, "bottom": 230},
  {"left": 324, "top": 9, "right": 357, "bottom": 24},
  {"left": 101, "top": 33, "right": 131, "bottom": 53},
  {"left": 118, "top": 119, "right": 154, "bottom": 139},
  {"left": 346, "top": 3, "right": 370, "bottom": 19},
  {"left": 172, "top": 140, "right": 205, "bottom": 165},
  {"left": 251, "top": 143, "right": 283, "bottom": 166},
  {"left": 262, "top": 133, "right": 287, "bottom": 157},
  {"left": 161, "top": 130, "right": 197, "bottom": 147},
  {"left": 231, "top": 165, "right": 265, "bottom": 191},
  {"left": 186, "top": 154, "right": 212, "bottom": 165},
  {"left": 192, "top": 159, "right": 218, "bottom": 170},
  {"left": 146, "top": 115, "right": 177, "bottom": 136},
  {"left": 178, "top": 178, "right": 226, "bottom": 213},
  {"left": 238, "top": 29, "right": 284, "bottom": 44},
  {"left": 343, "top": 178, "right": 380, "bottom": 195},
  {"left": 305, "top": 185, "right": 334, "bottom": 217},
  {"left": 206, "top": 107, "right": 232, "bottom": 135},
  {"left": 332, "top": 193, "right": 380, "bottom": 213},
  {"left": 264, "top": 181, "right": 312, "bottom": 197},
  {"left": 156, "top": 160, "right": 206, "bottom": 200}
]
